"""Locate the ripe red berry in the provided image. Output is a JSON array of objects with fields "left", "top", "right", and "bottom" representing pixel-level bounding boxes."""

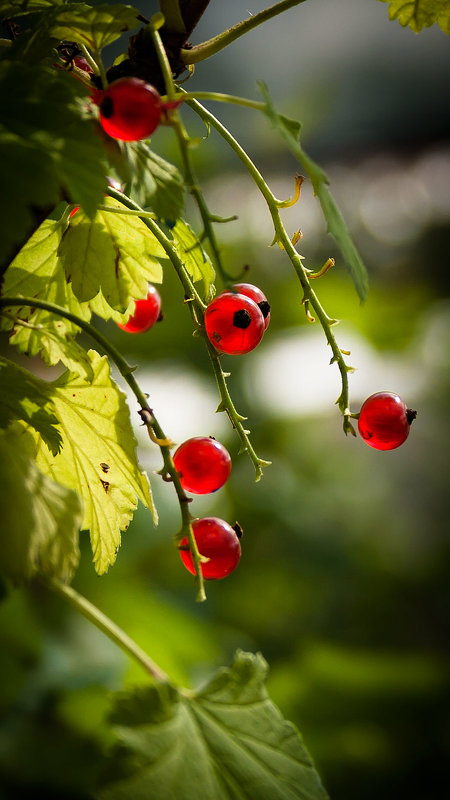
[
  {"left": 94, "top": 78, "right": 163, "bottom": 141},
  {"left": 205, "top": 292, "right": 265, "bottom": 355},
  {"left": 73, "top": 55, "right": 93, "bottom": 74},
  {"left": 179, "top": 517, "right": 242, "bottom": 580},
  {"left": 117, "top": 286, "right": 162, "bottom": 334},
  {"left": 358, "top": 391, "right": 417, "bottom": 450},
  {"left": 173, "top": 436, "right": 231, "bottom": 494},
  {"left": 227, "top": 283, "right": 271, "bottom": 330}
]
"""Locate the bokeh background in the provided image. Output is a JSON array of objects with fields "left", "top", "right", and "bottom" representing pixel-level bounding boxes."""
[{"left": 1, "top": 1, "right": 450, "bottom": 798}]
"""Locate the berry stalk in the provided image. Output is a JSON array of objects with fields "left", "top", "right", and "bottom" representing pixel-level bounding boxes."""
[{"left": 185, "top": 97, "right": 356, "bottom": 433}]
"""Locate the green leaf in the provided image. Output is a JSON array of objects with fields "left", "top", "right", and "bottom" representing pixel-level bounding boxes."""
[
  {"left": 0, "top": 356, "right": 63, "bottom": 455},
  {"left": 258, "top": 81, "right": 368, "bottom": 302},
  {"left": 123, "top": 141, "right": 185, "bottom": 220},
  {"left": 58, "top": 196, "right": 165, "bottom": 312},
  {"left": 27, "top": 349, "right": 155, "bottom": 575},
  {"left": 49, "top": 3, "right": 140, "bottom": 51},
  {"left": 164, "top": 219, "right": 215, "bottom": 298},
  {"left": 0, "top": 60, "right": 107, "bottom": 266},
  {"left": 0, "top": 427, "right": 82, "bottom": 583},
  {"left": 0, "top": 212, "right": 94, "bottom": 371},
  {"left": 0, "top": 0, "right": 62, "bottom": 15},
  {"left": 378, "top": 0, "right": 450, "bottom": 33},
  {"left": 97, "top": 650, "right": 328, "bottom": 800}
]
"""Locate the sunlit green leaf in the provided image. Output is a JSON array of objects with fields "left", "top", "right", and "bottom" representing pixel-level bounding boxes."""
[
  {"left": 0, "top": 357, "right": 62, "bottom": 455},
  {"left": 378, "top": 0, "right": 450, "bottom": 33},
  {"left": 58, "top": 197, "right": 165, "bottom": 313},
  {"left": 27, "top": 349, "right": 156, "bottom": 575},
  {"left": 123, "top": 141, "right": 185, "bottom": 220},
  {"left": 0, "top": 427, "right": 81, "bottom": 583},
  {"left": 164, "top": 219, "right": 215, "bottom": 299},
  {"left": 98, "top": 650, "right": 328, "bottom": 800},
  {"left": 258, "top": 81, "right": 368, "bottom": 302},
  {"left": 0, "top": 211, "right": 93, "bottom": 371},
  {"left": 50, "top": 3, "right": 140, "bottom": 51}
]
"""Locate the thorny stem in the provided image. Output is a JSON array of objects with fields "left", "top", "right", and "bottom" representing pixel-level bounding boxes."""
[
  {"left": 150, "top": 25, "right": 232, "bottom": 285},
  {"left": 185, "top": 98, "right": 354, "bottom": 433},
  {"left": 180, "top": 0, "right": 308, "bottom": 65},
  {"left": 105, "top": 189, "right": 271, "bottom": 474},
  {"left": 0, "top": 295, "right": 207, "bottom": 601},
  {"left": 47, "top": 578, "right": 170, "bottom": 681}
]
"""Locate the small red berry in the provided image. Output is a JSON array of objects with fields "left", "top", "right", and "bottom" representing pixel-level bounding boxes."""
[
  {"left": 73, "top": 55, "right": 93, "bottom": 74},
  {"left": 358, "top": 391, "right": 417, "bottom": 450},
  {"left": 117, "top": 286, "right": 162, "bottom": 334},
  {"left": 205, "top": 292, "right": 265, "bottom": 355},
  {"left": 173, "top": 436, "right": 231, "bottom": 494},
  {"left": 94, "top": 78, "right": 163, "bottom": 141},
  {"left": 179, "top": 517, "right": 241, "bottom": 580},
  {"left": 227, "top": 283, "right": 271, "bottom": 330}
]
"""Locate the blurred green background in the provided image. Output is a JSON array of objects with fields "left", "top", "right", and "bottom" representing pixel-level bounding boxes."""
[{"left": 1, "top": 1, "right": 450, "bottom": 798}]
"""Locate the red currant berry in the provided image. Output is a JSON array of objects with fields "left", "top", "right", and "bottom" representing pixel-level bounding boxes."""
[
  {"left": 228, "top": 283, "right": 271, "bottom": 330},
  {"left": 73, "top": 55, "right": 93, "bottom": 74},
  {"left": 173, "top": 436, "right": 231, "bottom": 494},
  {"left": 179, "top": 517, "right": 242, "bottom": 580},
  {"left": 94, "top": 78, "right": 163, "bottom": 141},
  {"left": 205, "top": 292, "right": 265, "bottom": 355},
  {"left": 117, "top": 286, "right": 162, "bottom": 334},
  {"left": 358, "top": 391, "right": 417, "bottom": 450}
]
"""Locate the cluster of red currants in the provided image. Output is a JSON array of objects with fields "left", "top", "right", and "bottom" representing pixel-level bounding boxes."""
[{"left": 173, "top": 436, "right": 241, "bottom": 581}]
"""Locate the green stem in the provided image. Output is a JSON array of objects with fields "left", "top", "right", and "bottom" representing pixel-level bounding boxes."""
[
  {"left": 107, "top": 188, "right": 205, "bottom": 309},
  {"left": 180, "top": 0, "right": 308, "bottom": 65},
  {"left": 150, "top": 27, "right": 231, "bottom": 284},
  {"left": 105, "top": 189, "right": 271, "bottom": 473},
  {"left": 181, "top": 91, "right": 265, "bottom": 112},
  {"left": 149, "top": 16, "right": 177, "bottom": 100},
  {"left": 78, "top": 43, "right": 101, "bottom": 79},
  {"left": 0, "top": 38, "right": 12, "bottom": 47},
  {"left": 47, "top": 578, "right": 170, "bottom": 681},
  {"left": 186, "top": 98, "right": 354, "bottom": 433},
  {"left": 0, "top": 295, "right": 207, "bottom": 601}
]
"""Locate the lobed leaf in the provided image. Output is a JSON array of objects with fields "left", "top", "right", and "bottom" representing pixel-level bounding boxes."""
[
  {"left": 0, "top": 429, "right": 82, "bottom": 582},
  {"left": 378, "top": 0, "right": 450, "bottom": 33},
  {"left": 58, "top": 196, "right": 165, "bottom": 312},
  {"left": 97, "top": 650, "right": 328, "bottom": 800},
  {"left": 0, "top": 426, "right": 81, "bottom": 583},
  {"left": 123, "top": 141, "right": 186, "bottom": 220},
  {"left": 164, "top": 218, "right": 215, "bottom": 299},
  {"left": 0, "top": 356, "right": 63, "bottom": 455},
  {"left": 49, "top": 3, "right": 140, "bottom": 51},
  {"left": 0, "top": 60, "right": 107, "bottom": 266},
  {"left": 258, "top": 82, "right": 368, "bottom": 302},
  {"left": 0, "top": 210, "right": 94, "bottom": 372},
  {"left": 28, "top": 349, "right": 156, "bottom": 575}
]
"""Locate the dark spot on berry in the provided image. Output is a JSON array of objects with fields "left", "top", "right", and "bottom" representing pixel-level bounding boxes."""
[
  {"left": 100, "top": 462, "right": 110, "bottom": 473},
  {"left": 100, "top": 96, "right": 114, "bottom": 118},
  {"left": 232, "top": 522, "right": 243, "bottom": 539},
  {"left": 213, "top": 331, "right": 222, "bottom": 342},
  {"left": 233, "top": 309, "right": 252, "bottom": 329},
  {"left": 406, "top": 408, "right": 417, "bottom": 425},
  {"left": 100, "top": 479, "right": 110, "bottom": 493},
  {"left": 258, "top": 300, "right": 271, "bottom": 318}
]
